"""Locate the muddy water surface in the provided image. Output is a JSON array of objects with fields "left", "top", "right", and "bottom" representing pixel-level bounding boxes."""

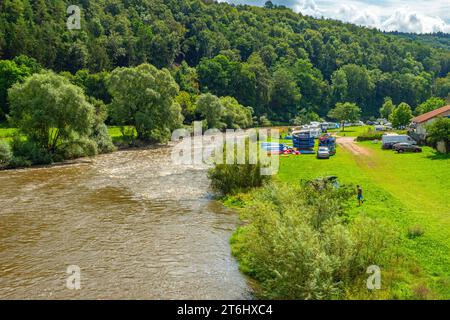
[{"left": 0, "top": 147, "right": 251, "bottom": 299}]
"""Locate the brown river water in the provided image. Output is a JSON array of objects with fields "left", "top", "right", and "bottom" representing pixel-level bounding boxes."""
[{"left": 0, "top": 146, "right": 252, "bottom": 299}]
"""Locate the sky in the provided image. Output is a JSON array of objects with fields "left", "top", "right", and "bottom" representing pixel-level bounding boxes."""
[{"left": 219, "top": 0, "right": 450, "bottom": 34}]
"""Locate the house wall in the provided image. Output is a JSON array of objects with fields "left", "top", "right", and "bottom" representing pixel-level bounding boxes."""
[{"left": 416, "top": 110, "right": 450, "bottom": 137}]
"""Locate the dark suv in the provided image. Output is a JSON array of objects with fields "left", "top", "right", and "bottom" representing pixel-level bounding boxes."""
[{"left": 393, "top": 143, "right": 422, "bottom": 153}]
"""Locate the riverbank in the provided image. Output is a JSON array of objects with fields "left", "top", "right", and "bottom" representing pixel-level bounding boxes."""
[
  {"left": 225, "top": 135, "right": 450, "bottom": 300},
  {"left": 0, "top": 125, "right": 165, "bottom": 170}
]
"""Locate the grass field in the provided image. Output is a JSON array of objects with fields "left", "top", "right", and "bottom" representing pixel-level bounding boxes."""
[
  {"left": 0, "top": 124, "right": 135, "bottom": 144},
  {"left": 276, "top": 137, "right": 450, "bottom": 299},
  {"left": 327, "top": 125, "right": 407, "bottom": 137}
]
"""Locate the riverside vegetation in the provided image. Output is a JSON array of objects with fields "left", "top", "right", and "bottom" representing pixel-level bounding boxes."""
[{"left": 208, "top": 130, "right": 450, "bottom": 299}]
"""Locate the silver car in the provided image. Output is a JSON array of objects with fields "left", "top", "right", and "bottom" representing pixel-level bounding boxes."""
[{"left": 317, "top": 147, "right": 330, "bottom": 159}]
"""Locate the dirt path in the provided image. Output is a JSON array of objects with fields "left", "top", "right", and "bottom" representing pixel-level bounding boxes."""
[{"left": 336, "top": 137, "right": 372, "bottom": 157}]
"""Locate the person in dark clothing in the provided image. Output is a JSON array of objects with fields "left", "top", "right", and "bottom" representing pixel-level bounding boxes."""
[{"left": 357, "top": 185, "right": 364, "bottom": 206}]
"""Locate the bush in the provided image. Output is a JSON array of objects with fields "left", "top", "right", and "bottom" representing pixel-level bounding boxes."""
[
  {"left": 231, "top": 180, "right": 398, "bottom": 299},
  {"left": 259, "top": 115, "right": 272, "bottom": 127},
  {"left": 208, "top": 161, "right": 269, "bottom": 196},
  {"left": 91, "top": 123, "right": 116, "bottom": 153},
  {"left": 8, "top": 156, "right": 32, "bottom": 168},
  {"left": 426, "top": 117, "right": 450, "bottom": 150},
  {"left": 59, "top": 138, "right": 98, "bottom": 160},
  {"left": 208, "top": 138, "right": 272, "bottom": 195},
  {"left": 11, "top": 138, "right": 53, "bottom": 165},
  {"left": 407, "top": 225, "right": 425, "bottom": 239},
  {"left": 356, "top": 132, "right": 384, "bottom": 142},
  {"left": 0, "top": 140, "right": 12, "bottom": 166}
]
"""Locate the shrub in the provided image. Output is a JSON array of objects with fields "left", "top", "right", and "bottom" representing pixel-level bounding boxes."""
[
  {"left": 426, "top": 117, "right": 450, "bottom": 150},
  {"left": 407, "top": 225, "right": 425, "bottom": 239},
  {"left": 259, "top": 115, "right": 272, "bottom": 127},
  {"left": 231, "top": 180, "right": 398, "bottom": 299},
  {"left": 356, "top": 132, "right": 384, "bottom": 142},
  {"left": 59, "top": 138, "right": 98, "bottom": 160},
  {"left": 0, "top": 140, "right": 12, "bottom": 166},
  {"left": 208, "top": 138, "right": 272, "bottom": 195},
  {"left": 208, "top": 161, "right": 269, "bottom": 195},
  {"left": 11, "top": 138, "right": 53, "bottom": 165},
  {"left": 91, "top": 123, "right": 116, "bottom": 153},
  {"left": 8, "top": 156, "right": 32, "bottom": 168}
]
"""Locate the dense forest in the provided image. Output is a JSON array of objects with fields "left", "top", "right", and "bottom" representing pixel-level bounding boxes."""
[{"left": 1, "top": 0, "right": 450, "bottom": 124}]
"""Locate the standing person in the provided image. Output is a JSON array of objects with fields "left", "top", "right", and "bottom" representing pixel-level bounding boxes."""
[{"left": 357, "top": 185, "right": 364, "bottom": 206}]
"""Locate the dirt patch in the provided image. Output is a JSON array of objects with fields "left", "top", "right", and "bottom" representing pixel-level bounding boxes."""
[{"left": 337, "top": 137, "right": 371, "bottom": 156}]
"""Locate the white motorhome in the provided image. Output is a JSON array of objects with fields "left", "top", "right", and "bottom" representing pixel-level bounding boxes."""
[
  {"left": 309, "top": 127, "right": 322, "bottom": 139},
  {"left": 382, "top": 134, "right": 416, "bottom": 149}
]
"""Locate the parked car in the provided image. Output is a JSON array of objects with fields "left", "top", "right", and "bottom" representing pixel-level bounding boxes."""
[
  {"left": 382, "top": 134, "right": 417, "bottom": 149},
  {"left": 317, "top": 147, "right": 331, "bottom": 159},
  {"left": 393, "top": 143, "right": 422, "bottom": 153}
]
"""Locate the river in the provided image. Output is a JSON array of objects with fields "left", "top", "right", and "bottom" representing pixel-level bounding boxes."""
[{"left": 0, "top": 146, "right": 252, "bottom": 299}]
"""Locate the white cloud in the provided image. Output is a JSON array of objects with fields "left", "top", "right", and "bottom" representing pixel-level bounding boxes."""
[
  {"left": 335, "top": 4, "right": 380, "bottom": 28},
  {"left": 381, "top": 9, "right": 450, "bottom": 33},
  {"left": 221, "top": 0, "right": 450, "bottom": 33},
  {"left": 294, "top": 0, "right": 324, "bottom": 18},
  {"left": 294, "top": 0, "right": 450, "bottom": 34}
]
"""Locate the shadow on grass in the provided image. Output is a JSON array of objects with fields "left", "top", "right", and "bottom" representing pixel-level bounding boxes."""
[{"left": 426, "top": 151, "right": 450, "bottom": 160}]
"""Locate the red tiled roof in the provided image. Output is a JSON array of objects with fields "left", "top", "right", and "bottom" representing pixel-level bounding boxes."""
[{"left": 412, "top": 105, "right": 450, "bottom": 124}]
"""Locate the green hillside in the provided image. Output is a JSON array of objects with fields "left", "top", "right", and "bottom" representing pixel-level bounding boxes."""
[{"left": 1, "top": 0, "right": 449, "bottom": 122}]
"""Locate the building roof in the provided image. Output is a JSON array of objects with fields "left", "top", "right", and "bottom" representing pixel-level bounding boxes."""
[{"left": 412, "top": 105, "right": 450, "bottom": 124}]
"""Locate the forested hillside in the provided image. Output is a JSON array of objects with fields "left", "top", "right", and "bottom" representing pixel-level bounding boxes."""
[
  {"left": 388, "top": 32, "right": 450, "bottom": 51},
  {"left": 1, "top": 0, "right": 450, "bottom": 122}
]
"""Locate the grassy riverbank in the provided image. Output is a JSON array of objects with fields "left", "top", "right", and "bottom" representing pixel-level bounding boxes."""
[
  {"left": 227, "top": 135, "right": 450, "bottom": 299},
  {"left": 0, "top": 124, "right": 139, "bottom": 169}
]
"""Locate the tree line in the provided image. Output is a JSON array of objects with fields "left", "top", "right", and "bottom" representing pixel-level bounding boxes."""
[
  {"left": 0, "top": 58, "right": 253, "bottom": 168},
  {"left": 1, "top": 0, "right": 449, "bottom": 124}
]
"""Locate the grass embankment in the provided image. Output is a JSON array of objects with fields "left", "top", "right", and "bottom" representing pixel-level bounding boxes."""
[
  {"left": 0, "top": 124, "right": 135, "bottom": 144},
  {"left": 228, "top": 127, "right": 449, "bottom": 299}
]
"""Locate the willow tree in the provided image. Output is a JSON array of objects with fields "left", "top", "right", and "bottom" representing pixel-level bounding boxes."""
[
  {"left": 107, "top": 63, "right": 183, "bottom": 143},
  {"left": 8, "top": 72, "right": 95, "bottom": 153}
]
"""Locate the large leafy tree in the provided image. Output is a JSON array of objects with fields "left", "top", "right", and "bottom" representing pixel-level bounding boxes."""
[
  {"left": 220, "top": 96, "right": 253, "bottom": 129},
  {"left": 390, "top": 102, "right": 413, "bottom": 128},
  {"left": 0, "top": 58, "right": 35, "bottom": 119},
  {"left": 269, "top": 68, "right": 301, "bottom": 122},
  {"left": 8, "top": 72, "right": 95, "bottom": 153},
  {"left": 197, "top": 54, "right": 240, "bottom": 97},
  {"left": 327, "top": 102, "right": 361, "bottom": 131},
  {"left": 434, "top": 73, "right": 450, "bottom": 100},
  {"left": 176, "top": 91, "right": 197, "bottom": 124},
  {"left": 196, "top": 93, "right": 224, "bottom": 129},
  {"left": 289, "top": 59, "right": 328, "bottom": 114},
  {"left": 336, "top": 64, "right": 375, "bottom": 115},
  {"left": 416, "top": 97, "right": 446, "bottom": 115},
  {"left": 107, "top": 63, "right": 183, "bottom": 143},
  {"left": 380, "top": 97, "right": 395, "bottom": 119}
]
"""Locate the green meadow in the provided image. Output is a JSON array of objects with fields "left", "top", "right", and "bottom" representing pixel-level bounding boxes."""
[
  {"left": 275, "top": 137, "right": 450, "bottom": 298},
  {"left": 0, "top": 125, "right": 135, "bottom": 145}
]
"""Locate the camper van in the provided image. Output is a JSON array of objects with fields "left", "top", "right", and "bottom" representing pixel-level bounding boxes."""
[
  {"left": 382, "top": 134, "right": 417, "bottom": 149},
  {"left": 309, "top": 127, "right": 322, "bottom": 139}
]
